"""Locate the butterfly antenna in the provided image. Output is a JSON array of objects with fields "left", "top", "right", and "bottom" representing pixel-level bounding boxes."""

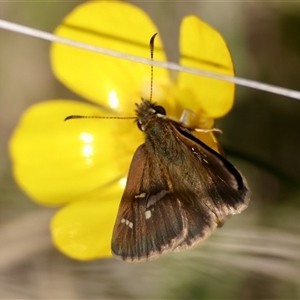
[
  {"left": 149, "top": 33, "right": 157, "bottom": 102},
  {"left": 64, "top": 115, "right": 135, "bottom": 121}
]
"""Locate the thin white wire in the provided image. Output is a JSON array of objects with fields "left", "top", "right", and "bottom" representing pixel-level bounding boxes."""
[{"left": 1, "top": 18, "right": 300, "bottom": 101}]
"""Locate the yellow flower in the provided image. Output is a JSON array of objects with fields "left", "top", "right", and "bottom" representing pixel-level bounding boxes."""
[{"left": 9, "top": 1, "right": 234, "bottom": 260}]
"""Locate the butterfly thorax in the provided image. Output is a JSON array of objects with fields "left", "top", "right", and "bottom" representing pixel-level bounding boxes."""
[{"left": 136, "top": 99, "right": 187, "bottom": 163}]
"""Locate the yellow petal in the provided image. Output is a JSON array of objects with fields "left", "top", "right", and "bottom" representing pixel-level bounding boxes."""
[
  {"left": 51, "top": 1, "right": 171, "bottom": 115},
  {"left": 9, "top": 100, "right": 141, "bottom": 205},
  {"left": 178, "top": 15, "right": 235, "bottom": 119},
  {"left": 51, "top": 183, "right": 121, "bottom": 260}
]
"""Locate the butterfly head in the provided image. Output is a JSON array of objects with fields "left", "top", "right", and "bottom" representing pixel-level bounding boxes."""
[{"left": 135, "top": 99, "right": 166, "bottom": 131}]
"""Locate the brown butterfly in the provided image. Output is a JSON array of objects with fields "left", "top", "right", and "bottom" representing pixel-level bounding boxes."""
[
  {"left": 66, "top": 34, "right": 250, "bottom": 262},
  {"left": 111, "top": 98, "right": 251, "bottom": 262}
]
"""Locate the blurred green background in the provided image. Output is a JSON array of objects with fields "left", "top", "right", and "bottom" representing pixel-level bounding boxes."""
[{"left": 0, "top": 1, "right": 300, "bottom": 299}]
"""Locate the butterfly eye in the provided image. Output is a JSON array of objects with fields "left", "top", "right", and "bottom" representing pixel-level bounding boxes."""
[{"left": 153, "top": 105, "right": 166, "bottom": 115}]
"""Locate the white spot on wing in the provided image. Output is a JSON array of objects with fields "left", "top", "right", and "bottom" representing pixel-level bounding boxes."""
[
  {"left": 145, "top": 210, "right": 151, "bottom": 219},
  {"left": 121, "top": 218, "right": 133, "bottom": 229},
  {"left": 135, "top": 192, "right": 146, "bottom": 199}
]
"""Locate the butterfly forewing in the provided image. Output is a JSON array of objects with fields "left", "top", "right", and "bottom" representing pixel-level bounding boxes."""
[
  {"left": 174, "top": 123, "right": 250, "bottom": 215},
  {"left": 112, "top": 144, "right": 188, "bottom": 262},
  {"left": 169, "top": 122, "right": 250, "bottom": 250}
]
